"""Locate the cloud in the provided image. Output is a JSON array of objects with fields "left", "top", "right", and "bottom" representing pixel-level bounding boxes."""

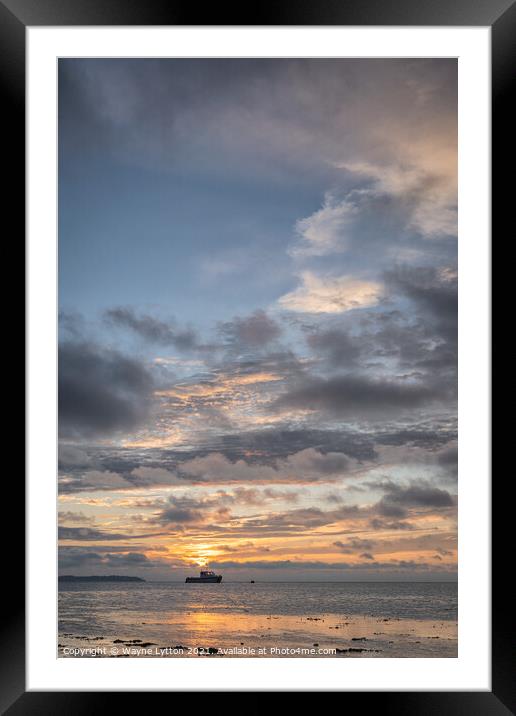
[
  {"left": 435, "top": 547, "right": 454, "bottom": 557},
  {"left": 386, "top": 265, "right": 457, "bottom": 345},
  {"left": 437, "top": 445, "right": 458, "bottom": 477},
  {"left": 278, "top": 272, "right": 383, "bottom": 314},
  {"left": 383, "top": 482, "right": 455, "bottom": 507},
  {"left": 274, "top": 373, "right": 440, "bottom": 418},
  {"left": 214, "top": 427, "right": 377, "bottom": 461},
  {"left": 177, "top": 452, "right": 282, "bottom": 484},
  {"left": 154, "top": 370, "right": 283, "bottom": 404},
  {"left": 217, "top": 487, "right": 299, "bottom": 506},
  {"left": 60, "top": 466, "right": 188, "bottom": 492},
  {"left": 334, "top": 538, "right": 375, "bottom": 553},
  {"left": 438, "top": 445, "right": 458, "bottom": 466},
  {"left": 59, "top": 423, "right": 455, "bottom": 490},
  {"left": 59, "top": 341, "right": 154, "bottom": 438},
  {"left": 58, "top": 421, "right": 456, "bottom": 497},
  {"left": 58, "top": 547, "right": 165, "bottom": 570},
  {"left": 58, "top": 511, "right": 92, "bottom": 524},
  {"left": 306, "top": 328, "right": 361, "bottom": 368},
  {"left": 219, "top": 310, "right": 282, "bottom": 348},
  {"left": 130, "top": 466, "right": 185, "bottom": 486},
  {"left": 289, "top": 190, "right": 361, "bottom": 257},
  {"left": 284, "top": 448, "right": 350, "bottom": 476},
  {"left": 216, "top": 542, "right": 255, "bottom": 553},
  {"left": 153, "top": 493, "right": 227, "bottom": 526},
  {"left": 79, "top": 470, "right": 132, "bottom": 489},
  {"left": 375, "top": 500, "right": 408, "bottom": 518},
  {"left": 375, "top": 481, "right": 455, "bottom": 518},
  {"left": 244, "top": 505, "right": 361, "bottom": 532},
  {"left": 58, "top": 526, "right": 166, "bottom": 541},
  {"left": 177, "top": 448, "right": 353, "bottom": 485},
  {"left": 60, "top": 59, "right": 456, "bottom": 190},
  {"left": 104, "top": 307, "right": 199, "bottom": 350},
  {"left": 374, "top": 426, "right": 456, "bottom": 450},
  {"left": 58, "top": 445, "right": 93, "bottom": 469},
  {"left": 288, "top": 157, "right": 456, "bottom": 260},
  {"left": 209, "top": 559, "right": 453, "bottom": 572},
  {"left": 369, "top": 518, "right": 414, "bottom": 531},
  {"left": 340, "top": 161, "right": 457, "bottom": 239},
  {"left": 157, "top": 507, "right": 203, "bottom": 525},
  {"left": 59, "top": 310, "right": 88, "bottom": 341},
  {"left": 59, "top": 447, "right": 354, "bottom": 493}
]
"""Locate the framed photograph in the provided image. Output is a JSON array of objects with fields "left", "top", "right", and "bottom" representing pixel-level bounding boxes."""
[{"left": 5, "top": 0, "right": 507, "bottom": 709}]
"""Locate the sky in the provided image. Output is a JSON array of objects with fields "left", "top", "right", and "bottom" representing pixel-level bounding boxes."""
[{"left": 58, "top": 59, "right": 458, "bottom": 581}]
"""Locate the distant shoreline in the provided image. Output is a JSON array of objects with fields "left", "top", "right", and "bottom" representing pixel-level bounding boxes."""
[
  {"left": 58, "top": 577, "right": 457, "bottom": 584},
  {"left": 59, "top": 575, "right": 146, "bottom": 583}
]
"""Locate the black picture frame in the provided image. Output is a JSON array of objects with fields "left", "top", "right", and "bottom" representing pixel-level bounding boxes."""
[{"left": 5, "top": 0, "right": 507, "bottom": 710}]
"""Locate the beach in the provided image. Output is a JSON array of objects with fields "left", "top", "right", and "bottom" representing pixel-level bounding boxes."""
[{"left": 58, "top": 581, "right": 457, "bottom": 658}]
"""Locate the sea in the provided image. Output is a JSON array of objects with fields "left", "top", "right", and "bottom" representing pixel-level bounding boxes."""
[{"left": 58, "top": 581, "right": 457, "bottom": 658}]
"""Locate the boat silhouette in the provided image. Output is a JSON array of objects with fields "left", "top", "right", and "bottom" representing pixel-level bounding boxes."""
[{"left": 185, "top": 569, "right": 222, "bottom": 583}]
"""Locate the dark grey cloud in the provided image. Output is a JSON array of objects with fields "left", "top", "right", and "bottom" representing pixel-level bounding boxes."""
[
  {"left": 383, "top": 482, "right": 455, "bottom": 507},
  {"left": 59, "top": 59, "right": 457, "bottom": 187},
  {"left": 357, "top": 315, "right": 437, "bottom": 369},
  {"left": 274, "top": 373, "right": 442, "bottom": 418},
  {"left": 59, "top": 341, "right": 153, "bottom": 438},
  {"left": 153, "top": 493, "right": 222, "bottom": 526},
  {"left": 375, "top": 500, "right": 408, "bottom": 518},
  {"left": 217, "top": 428, "right": 376, "bottom": 462},
  {"left": 58, "top": 511, "right": 92, "bottom": 525},
  {"left": 374, "top": 481, "right": 455, "bottom": 518},
  {"left": 435, "top": 444, "right": 458, "bottom": 485},
  {"left": 58, "top": 526, "right": 166, "bottom": 541},
  {"left": 306, "top": 328, "right": 361, "bottom": 368},
  {"left": 374, "top": 426, "right": 456, "bottom": 450},
  {"left": 216, "top": 423, "right": 455, "bottom": 462},
  {"left": 437, "top": 445, "right": 458, "bottom": 468},
  {"left": 157, "top": 507, "right": 203, "bottom": 525},
  {"left": 60, "top": 489, "right": 294, "bottom": 531},
  {"left": 173, "top": 448, "right": 354, "bottom": 485},
  {"left": 246, "top": 350, "right": 307, "bottom": 372},
  {"left": 369, "top": 518, "right": 415, "bottom": 531},
  {"left": 303, "top": 267, "right": 457, "bottom": 380},
  {"left": 209, "top": 559, "right": 451, "bottom": 571},
  {"left": 58, "top": 422, "right": 456, "bottom": 488},
  {"left": 58, "top": 445, "right": 94, "bottom": 469},
  {"left": 296, "top": 450, "right": 350, "bottom": 475},
  {"left": 334, "top": 538, "right": 375, "bottom": 553},
  {"left": 104, "top": 552, "right": 152, "bottom": 566},
  {"left": 59, "top": 310, "right": 88, "bottom": 341},
  {"left": 389, "top": 265, "right": 457, "bottom": 319},
  {"left": 219, "top": 310, "right": 282, "bottom": 349},
  {"left": 244, "top": 505, "right": 361, "bottom": 532},
  {"left": 387, "top": 265, "right": 458, "bottom": 347},
  {"left": 58, "top": 547, "right": 163, "bottom": 570},
  {"left": 104, "top": 307, "right": 199, "bottom": 350}
]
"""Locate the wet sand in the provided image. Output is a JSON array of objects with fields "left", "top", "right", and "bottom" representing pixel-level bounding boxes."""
[{"left": 59, "top": 611, "right": 457, "bottom": 658}]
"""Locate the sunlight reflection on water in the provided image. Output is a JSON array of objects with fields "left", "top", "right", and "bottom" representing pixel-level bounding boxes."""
[{"left": 58, "top": 581, "right": 457, "bottom": 658}]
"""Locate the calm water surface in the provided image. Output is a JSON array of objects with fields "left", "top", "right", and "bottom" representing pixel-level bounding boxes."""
[{"left": 58, "top": 581, "right": 457, "bottom": 658}]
